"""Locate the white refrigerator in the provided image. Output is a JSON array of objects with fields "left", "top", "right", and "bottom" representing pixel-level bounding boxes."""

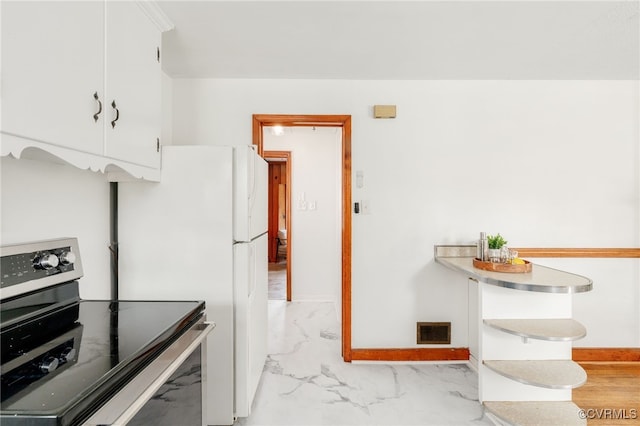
[{"left": 118, "top": 145, "right": 268, "bottom": 425}]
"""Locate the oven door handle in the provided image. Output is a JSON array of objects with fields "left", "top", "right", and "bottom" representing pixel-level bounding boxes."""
[{"left": 82, "top": 320, "right": 215, "bottom": 426}]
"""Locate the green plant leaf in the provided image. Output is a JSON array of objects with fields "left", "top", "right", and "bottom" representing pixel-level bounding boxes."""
[{"left": 487, "top": 233, "right": 508, "bottom": 249}]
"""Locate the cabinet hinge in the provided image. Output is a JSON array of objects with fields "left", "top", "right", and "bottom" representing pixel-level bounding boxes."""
[
  {"left": 157, "top": 47, "right": 160, "bottom": 63},
  {"left": 157, "top": 138, "right": 160, "bottom": 153}
]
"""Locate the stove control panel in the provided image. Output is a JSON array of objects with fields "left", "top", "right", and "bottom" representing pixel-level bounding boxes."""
[
  {"left": 0, "top": 238, "right": 83, "bottom": 299},
  {"left": 3, "top": 247, "right": 73, "bottom": 282}
]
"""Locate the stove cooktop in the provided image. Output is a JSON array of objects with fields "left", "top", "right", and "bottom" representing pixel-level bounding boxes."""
[
  {"left": 1, "top": 288, "right": 204, "bottom": 426},
  {"left": 1, "top": 238, "right": 206, "bottom": 426}
]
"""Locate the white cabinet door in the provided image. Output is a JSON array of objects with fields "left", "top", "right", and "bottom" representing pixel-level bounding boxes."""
[
  {"left": 104, "top": 2, "right": 161, "bottom": 168},
  {"left": 1, "top": 1, "right": 104, "bottom": 154}
]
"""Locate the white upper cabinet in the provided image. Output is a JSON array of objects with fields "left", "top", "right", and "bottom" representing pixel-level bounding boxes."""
[
  {"left": 104, "top": 2, "right": 161, "bottom": 169},
  {"left": 1, "top": 1, "right": 168, "bottom": 180},
  {"left": 1, "top": 1, "right": 105, "bottom": 155}
]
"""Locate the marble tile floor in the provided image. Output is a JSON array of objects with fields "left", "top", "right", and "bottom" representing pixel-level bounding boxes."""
[{"left": 235, "top": 301, "right": 493, "bottom": 426}]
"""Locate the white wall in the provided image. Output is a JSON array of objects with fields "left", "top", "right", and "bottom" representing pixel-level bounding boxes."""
[
  {"left": 161, "top": 71, "right": 174, "bottom": 146},
  {"left": 1, "top": 156, "right": 112, "bottom": 299},
  {"left": 264, "top": 127, "right": 342, "bottom": 305},
  {"left": 171, "top": 78, "right": 640, "bottom": 349}
]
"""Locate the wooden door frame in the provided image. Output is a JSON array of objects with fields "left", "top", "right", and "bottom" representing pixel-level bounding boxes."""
[
  {"left": 253, "top": 114, "right": 353, "bottom": 361},
  {"left": 263, "top": 151, "right": 292, "bottom": 302}
]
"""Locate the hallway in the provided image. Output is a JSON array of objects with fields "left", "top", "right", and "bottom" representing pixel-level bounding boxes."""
[
  {"left": 268, "top": 261, "right": 287, "bottom": 300},
  {"left": 235, "top": 301, "right": 492, "bottom": 426}
]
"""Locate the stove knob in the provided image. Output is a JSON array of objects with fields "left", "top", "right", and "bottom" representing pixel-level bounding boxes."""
[
  {"left": 59, "top": 347, "right": 76, "bottom": 363},
  {"left": 40, "top": 356, "right": 59, "bottom": 374},
  {"left": 59, "top": 251, "right": 76, "bottom": 266},
  {"left": 35, "top": 253, "right": 59, "bottom": 270}
]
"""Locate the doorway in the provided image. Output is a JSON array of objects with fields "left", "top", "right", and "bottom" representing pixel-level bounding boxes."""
[
  {"left": 264, "top": 151, "right": 292, "bottom": 302},
  {"left": 252, "top": 114, "right": 353, "bottom": 362}
]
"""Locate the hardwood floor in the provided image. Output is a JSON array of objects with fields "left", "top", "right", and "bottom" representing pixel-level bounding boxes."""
[
  {"left": 573, "top": 362, "right": 640, "bottom": 425},
  {"left": 268, "top": 260, "right": 286, "bottom": 300}
]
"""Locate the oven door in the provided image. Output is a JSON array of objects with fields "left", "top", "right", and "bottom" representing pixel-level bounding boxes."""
[{"left": 83, "top": 318, "right": 214, "bottom": 426}]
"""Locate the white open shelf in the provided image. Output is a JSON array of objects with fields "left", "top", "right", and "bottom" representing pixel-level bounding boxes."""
[{"left": 483, "top": 318, "right": 586, "bottom": 342}]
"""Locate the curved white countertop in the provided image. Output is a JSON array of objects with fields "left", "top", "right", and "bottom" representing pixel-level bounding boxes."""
[{"left": 434, "top": 245, "right": 593, "bottom": 293}]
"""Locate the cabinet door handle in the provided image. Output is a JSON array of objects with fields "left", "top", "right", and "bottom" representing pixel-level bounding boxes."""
[
  {"left": 93, "top": 92, "right": 102, "bottom": 122},
  {"left": 111, "top": 100, "right": 120, "bottom": 128}
]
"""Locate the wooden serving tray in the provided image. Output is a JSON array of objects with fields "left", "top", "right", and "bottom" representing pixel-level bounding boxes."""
[{"left": 472, "top": 258, "right": 532, "bottom": 273}]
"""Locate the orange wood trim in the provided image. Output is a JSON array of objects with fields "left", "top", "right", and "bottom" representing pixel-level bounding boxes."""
[
  {"left": 266, "top": 163, "right": 279, "bottom": 262},
  {"left": 253, "top": 115, "right": 352, "bottom": 356},
  {"left": 284, "top": 155, "right": 292, "bottom": 301},
  {"left": 252, "top": 116, "right": 263, "bottom": 156},
  {"left": 342, "top": 117, "right": 352, "bottom": 362},
  {"left": 252, "top": 114, "right": 349, "bottom": 127},
  {"left": 513, "top": 248, "right": 640, "bottom": 258},
  {"left": 263, "top": 151, "right": 292, "bottom": 302},
  {"left": 351, "top": 348, "right": 470, "bottom": 362},
  {"left": 573, "top": 348, "right": 640, "bottom": 362}
]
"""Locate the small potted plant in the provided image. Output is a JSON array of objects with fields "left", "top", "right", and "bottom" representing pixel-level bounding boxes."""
[{"left": 487, "top": 233, "right": 508, "bottom": 263}]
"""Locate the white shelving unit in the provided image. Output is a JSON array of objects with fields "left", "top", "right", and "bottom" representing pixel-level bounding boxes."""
[{"left": 435, "top": 245, "right": 592, "bottom": 426}]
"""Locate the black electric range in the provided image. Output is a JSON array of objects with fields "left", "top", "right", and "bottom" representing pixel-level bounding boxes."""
[{"left": 0, "top": 238, "right": 206, "bottom": 426}]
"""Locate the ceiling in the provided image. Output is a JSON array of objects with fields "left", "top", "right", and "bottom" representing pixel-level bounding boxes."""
[{"left": 157, "top": 1, "right": 639, "bottom": 80}]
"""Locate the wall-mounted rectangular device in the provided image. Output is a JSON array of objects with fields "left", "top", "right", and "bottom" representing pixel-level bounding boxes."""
[{"left": 373, "top": 105, "right": 396, "bottom": 119}]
